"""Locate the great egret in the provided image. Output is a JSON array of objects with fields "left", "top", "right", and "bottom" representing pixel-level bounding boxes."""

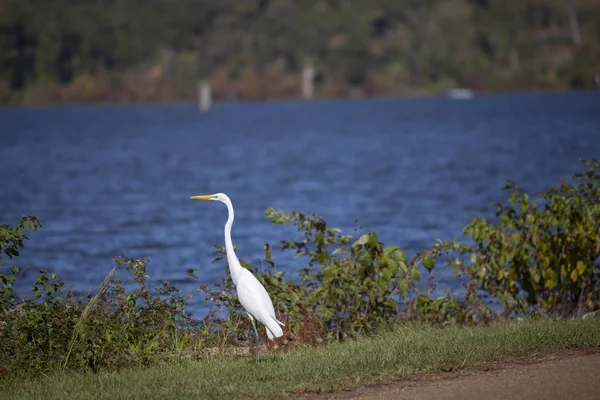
[{"left": 191, "top": 193, "right": 284, "bottom": 362}]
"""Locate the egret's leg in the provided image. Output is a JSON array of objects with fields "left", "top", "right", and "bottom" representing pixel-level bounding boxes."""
[{"left": 248, "top": 314, "right": 259, "bottom": 363}]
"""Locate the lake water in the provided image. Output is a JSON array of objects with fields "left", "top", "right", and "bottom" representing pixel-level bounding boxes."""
[{"left": 1, "top": 91, "right": 599, "bottom": 317}]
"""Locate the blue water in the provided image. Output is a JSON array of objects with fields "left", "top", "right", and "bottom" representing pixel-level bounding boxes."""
[{"left": 1, "top": 91, "right": 599, "bottom": 316}]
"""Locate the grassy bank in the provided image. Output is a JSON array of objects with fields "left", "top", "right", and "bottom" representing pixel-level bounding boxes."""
[{"left": 2, "top": 318, "right": 599, "bottom": 399}]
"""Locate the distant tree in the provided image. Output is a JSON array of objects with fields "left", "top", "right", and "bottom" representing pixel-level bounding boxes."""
[{"left": 0, "top": 0, "right": 598, "bottom": 103}]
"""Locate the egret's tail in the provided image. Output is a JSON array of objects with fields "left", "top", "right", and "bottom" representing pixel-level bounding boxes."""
[{"left": 265, "top": 316, "right": 284, "bottom": 340}]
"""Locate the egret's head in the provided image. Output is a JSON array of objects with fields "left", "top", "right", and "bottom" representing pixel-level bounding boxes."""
[{"left": 190, "top": 193, "right": 230, "bottom": 203}]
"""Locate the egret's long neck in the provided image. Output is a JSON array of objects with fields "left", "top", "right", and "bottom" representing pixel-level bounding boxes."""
[{"left": 223, "top": 198, "right": 242, "bottom": 284}]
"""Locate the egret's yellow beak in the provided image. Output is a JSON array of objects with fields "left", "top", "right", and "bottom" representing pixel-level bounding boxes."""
[{"left": 190, "top": 194, "right": 215, "bottom": 200}]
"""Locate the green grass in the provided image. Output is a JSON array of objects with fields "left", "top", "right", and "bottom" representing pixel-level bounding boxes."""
[{"left": 2, "top": 318, "right": 600, "bottom": 399}]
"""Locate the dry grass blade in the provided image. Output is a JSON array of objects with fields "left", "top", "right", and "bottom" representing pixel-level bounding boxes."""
[{"left": 62, "top": 266, "right": 117, "bottom": 372}]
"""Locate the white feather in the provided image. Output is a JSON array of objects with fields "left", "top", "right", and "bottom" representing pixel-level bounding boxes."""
[
  {"left": 191, "top": 191, "right": 285, "bottom": 358},
  {"left": 236, "top": 268, "right": 283, "bottom": 339}
]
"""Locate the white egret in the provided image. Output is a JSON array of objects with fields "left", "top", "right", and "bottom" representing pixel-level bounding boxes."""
[{"left": 191, "top": 193, "right": 284, "bottom": 362}]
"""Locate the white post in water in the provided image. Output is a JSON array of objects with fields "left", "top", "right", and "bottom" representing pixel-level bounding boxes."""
[
  {"left": 198, "top": 80, "right": 211, "bottom": 112},
  {"left": 301, "top": 59, "right": 315, "bottom": 100}
]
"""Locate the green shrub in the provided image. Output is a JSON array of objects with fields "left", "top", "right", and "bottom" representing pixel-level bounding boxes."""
[
  {"left": 1, "top": 216, "right": 78, "bottom": 374},
  {"left": 461, "top": 159, "right": 600, "bottom": 318},
  {"left": 69, "top": 256, "right": 198, "bottom": 370},
  {"left": 0, "top": 219, "right": 210, "bottom": 378},
  {"left": 408, "top": 238, "right": 496, "bottom": 325},
  {"left": 0, "top": 216, "right": 43, "bottom": 314},
  {"left": 202, "top": 209, "right": 486, "bottom": 343},
  {"left": 261, "top": 209, "right": 417, "bottom": 340}
]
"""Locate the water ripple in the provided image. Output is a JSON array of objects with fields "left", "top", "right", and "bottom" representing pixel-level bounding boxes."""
[{"left": 2, "top": 91, "right": 599, "bottom": 317}]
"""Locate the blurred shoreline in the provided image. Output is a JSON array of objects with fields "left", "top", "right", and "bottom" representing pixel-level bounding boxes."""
[
  {"left": 0, "top": 75, "right": 591, "bottom": 107},
  {"left": 2, "top": 1, "right": 599, "bottom": 107}
]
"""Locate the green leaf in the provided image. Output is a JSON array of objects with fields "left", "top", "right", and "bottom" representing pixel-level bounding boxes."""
[
  {"left": 399, "top": 278, "right": 409, "bottom": 298},
  {"left": 368, "top": 233, "right": 378, "bottom": 248},
  {"left": 398, "top": 261, "right": 408, "bottom": 274},
  {"left": 289, "top": 291, "right": 299, "bottom": 303},
  {"left": 318, "top": 251, "right": 330, "bottom": 264},
  {"left": 422, "top": 256, "right": 435, "bottom": 272},
  {"left": 385, "top": 245, "right": 399, "bottom": 254},
  {"left": 393, "top": 249, "right": 407, "bottom": 264},
  {"left": 570, "top": 268, "right": 579, "bottom": 282},
  {"left": 332, "top": 248, "right": 345, "bottom": 255},
  {"left": 354, "top": 234, "right": 370, "bottom": 247},
  {"left": 576, "top": 261, "right": 586, "bottom": 276},
  {"left": 382, "top": 261, "right": 399, "bottom": 281},
  {"left": 409, "top": 267, "right": 421, "bottom": 281},
  {"left": 520, "top": 193, "right": 529, "bottom": 213},
  {"left": 264, "top": 242, "right": 272, "bottom": 259},
  {"left": 315, "top": 232, "right": 324, "bottom": 247}
]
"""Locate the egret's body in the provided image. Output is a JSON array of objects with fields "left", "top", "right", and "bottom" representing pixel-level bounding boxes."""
[{"left": 191, "top": 193, "right": 284, "bottom": 361}]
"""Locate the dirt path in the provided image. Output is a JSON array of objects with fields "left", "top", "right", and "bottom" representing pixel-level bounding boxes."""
[{"left": 311, "top": 350, "right": 600, "bottom": 400}]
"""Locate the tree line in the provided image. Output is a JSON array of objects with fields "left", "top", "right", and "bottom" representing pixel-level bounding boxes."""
[{"left": 0, "top": 0, "right": 598, "bottom": 104}]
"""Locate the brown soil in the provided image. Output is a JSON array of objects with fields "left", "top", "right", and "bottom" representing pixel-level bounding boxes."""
[{"left": 301, "top": 348, "right": 600, "bottom": 400}]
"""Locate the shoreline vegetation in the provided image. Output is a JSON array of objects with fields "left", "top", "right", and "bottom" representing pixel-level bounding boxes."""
[
  {"left": 2, "top": 318, "right": 600, "bottom": 399},
  {"left": 1, "top": 159, "right": 599, "bottom": 396},
  {"left": 1, "top": 1, "right": 600, "bottom": 106}
]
